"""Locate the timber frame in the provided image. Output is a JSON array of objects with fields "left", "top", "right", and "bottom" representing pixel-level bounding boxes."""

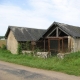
[{"left": 38, "top": 22, "right": 71, "bottom": 54}]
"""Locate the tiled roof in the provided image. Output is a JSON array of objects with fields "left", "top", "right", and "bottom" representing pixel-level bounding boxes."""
[
  {"left": 56, "top": 22, "right": 80, "bottom": 37},
  {"left": 5, "top": 26, "right": 46, "bottom": 41},
  {"left": 43, "top": 22, "right": 80, "bottom": 38}
]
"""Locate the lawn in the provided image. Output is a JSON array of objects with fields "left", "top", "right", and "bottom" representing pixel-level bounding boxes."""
[{"left": 0, "top": 48, "right": 80, "bottom": 76}]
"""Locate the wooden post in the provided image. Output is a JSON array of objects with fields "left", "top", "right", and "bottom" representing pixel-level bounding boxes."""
[
  {"left": 56, "top": 27, "right": 58, "bottom": 37},
  {"left": 31, "top": 41, "right": 36, "bottom": 51},
  {"left": 32, "top": 45, "right": 34, "bottom": 51},
  {"left": 48, "top": 38, "right": 50, "bottom": 52},
  {"left": 44, "top": 39, "right": 45, "bottom": 52},
  {"left": 58, "top": 39, "right": 60, "bottom": 53}
]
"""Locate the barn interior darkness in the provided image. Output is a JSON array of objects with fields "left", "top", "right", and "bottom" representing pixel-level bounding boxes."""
[{"left": 48, "top": 27, "right": 68, "bottom": 54}]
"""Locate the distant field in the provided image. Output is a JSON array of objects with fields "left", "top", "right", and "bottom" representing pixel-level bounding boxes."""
[{"left": 0, "top": 40, "right": 6, "bottom": 47}]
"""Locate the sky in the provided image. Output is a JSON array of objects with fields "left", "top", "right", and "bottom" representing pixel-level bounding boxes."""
[{"left": 0, "top": 0, "right": 80, "bottom": 36}]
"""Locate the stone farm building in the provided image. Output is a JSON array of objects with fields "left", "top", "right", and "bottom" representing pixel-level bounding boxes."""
[{"left": 5, "top": 22, "right": 80, "bottom": 54}]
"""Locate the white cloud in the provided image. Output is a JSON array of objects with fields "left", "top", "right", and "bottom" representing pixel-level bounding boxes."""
[
  {"left": 0, "top": 0, "right": 80, "bottom": 36},
  {"left": 0, "top": 4, "right": 50, "bottom": 36},
  {"left": 29, "top": 0, "right": 80, "bottom": 25}
]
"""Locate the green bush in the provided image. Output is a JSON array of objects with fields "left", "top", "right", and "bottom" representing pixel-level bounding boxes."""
[
  {"left": 26, "top": 41, "right": 31, "bottom": 50},
  {"left": 17, "top": 43, "right": 22, "bottom": 54},
  {"left": 1, "top": 44, "right": 6, "bottom": 50}
]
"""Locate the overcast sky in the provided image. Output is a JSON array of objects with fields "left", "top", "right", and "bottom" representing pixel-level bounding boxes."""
[{"left": 0, "top": 0, "right": 80, "bottom": 36}]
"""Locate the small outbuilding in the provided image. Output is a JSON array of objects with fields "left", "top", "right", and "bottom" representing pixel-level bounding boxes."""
[{"left": 5, "top": 26, "right": 46, "bottom": 54}]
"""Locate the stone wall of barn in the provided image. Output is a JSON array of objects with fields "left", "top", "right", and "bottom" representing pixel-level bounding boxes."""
[
  {"left": 73, "top": 38, "right": 80, "bottom": 52},
  {"left": 7, "top": 30, "right": 18, "bottom": 54},
  {"left": 68, "top": 36, "right": 74, "bottom": 52},
  {"left": 68, "top": 36, "right": 80, "bottom": 52}
]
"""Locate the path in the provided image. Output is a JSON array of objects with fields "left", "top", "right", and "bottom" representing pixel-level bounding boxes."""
[{"left": 0, "top": 61, "right": 80, "bottom": 80}]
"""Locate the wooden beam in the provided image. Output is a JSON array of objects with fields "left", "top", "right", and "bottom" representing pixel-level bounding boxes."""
[
  {"left": 58, "top": 39, "right": 60, "bottom": 53},
  {"left": 48, "top": 39, "right": 50, "bottom": 52},
  {"left": 58, "top": 27, "right": 69, "bottom": 36},
  {"left": 56, "top": 27, "right": 59, "bottom": 37},
  {"left": 44, "top": 39, "right": 45, "bottom": 52},
  {"left": 47, "top": 28, "right": 56, "bottom": 37}
]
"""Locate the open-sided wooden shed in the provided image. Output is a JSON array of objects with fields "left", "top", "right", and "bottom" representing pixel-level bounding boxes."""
[{"left": 37, "top": 22, "right": 80, "bottom": 54}]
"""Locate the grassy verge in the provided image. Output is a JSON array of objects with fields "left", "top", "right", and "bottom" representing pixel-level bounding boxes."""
[{"left": 0, "top": 49, "right": 80, "bottom": 76}]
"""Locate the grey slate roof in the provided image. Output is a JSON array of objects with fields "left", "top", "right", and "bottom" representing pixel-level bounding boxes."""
[
  {"left": 5, "top": 26, "right": 46, "bottom": 41},
  {"left": 56, "top": 22, "right": 80, "bottom": 38},
  {"left": 43, "top": 22, "right": 80, "bottom": 38},
  {"left": 5, "top": 22, "right": 80, "bottom": 42}
]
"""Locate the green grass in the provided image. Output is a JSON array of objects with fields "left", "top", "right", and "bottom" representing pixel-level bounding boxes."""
[{"left": 0, "top": 49, "right": 80, "bottom": 76}]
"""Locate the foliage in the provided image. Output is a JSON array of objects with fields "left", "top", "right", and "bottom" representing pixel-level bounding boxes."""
[
  {"left": 17, "top": 43, "right": 22, "bottom": 54},
  {"left": 1, "top": 44, "right": 6, "bottom": 50},
  {"left": 26, "top": 41, "right": 31, "bottom": 50},
  {"left": 20, "top": 41, "right": 31, "bottom": 50},
  {"left": 33, "top": 47, "right": 42, "bottom": 56},
  {"left": 0, "top": 49, "right": 80, "bottom": 76}
]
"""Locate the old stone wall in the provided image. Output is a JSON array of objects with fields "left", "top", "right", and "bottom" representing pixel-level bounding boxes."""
[
  {"left": 74, "top": 38, "right": 80, "bottom": 52},
  {"left": 68, "top": 36, "right": 74, "bottom": 52},
  {"left": 7, "top": 31, "right": 18, "bottom": 54},
  {"left": 68, "top": 36, "right": 80, "bottom": 52}
]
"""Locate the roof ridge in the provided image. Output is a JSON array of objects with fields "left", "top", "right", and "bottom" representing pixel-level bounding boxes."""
[
  {"left": 54, "top": 21, "right": 80, "bottom": 28},
  {"left": 6, "top": 26, "right": 46, "bottom": 41},
  {"left": 9, "top": 26, "right": 46, "bottom": 30}
]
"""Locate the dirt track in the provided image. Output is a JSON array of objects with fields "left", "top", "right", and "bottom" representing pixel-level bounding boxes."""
[{"left": 0, "top": 61, "right": 80, "bottom": 80}]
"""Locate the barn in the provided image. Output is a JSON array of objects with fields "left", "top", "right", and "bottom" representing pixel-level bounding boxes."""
[
  {"left": 5, "top": 26, "right": 46, "bottom": 54},
  {"left": 5, "top": 22, "right": 80, "bottom": 55},
  {"left": 38, "top": 22, "right": 80, "bottom": 54}
]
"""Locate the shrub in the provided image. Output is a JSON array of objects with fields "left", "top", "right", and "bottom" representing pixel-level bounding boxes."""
[
  {"left": 17, "top": 43, "right": 22, "bottom": 54},
  {"left": 1, "top": 44, "right": 6, "bottom": 50},
  {"left": 26, "top": 41, "right": 31, "bottom": 50},
  {"left": 33, "top": 47, "right": 42, "bottom": 56}
]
